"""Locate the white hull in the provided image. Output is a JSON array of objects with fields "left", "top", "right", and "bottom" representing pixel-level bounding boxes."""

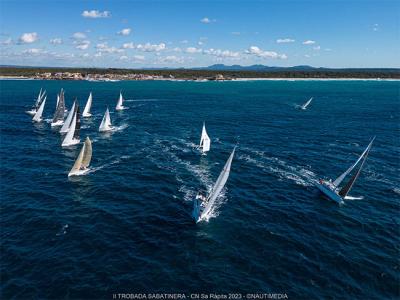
[
  {"left": 316, "top": 182, "right": 344, "bottom": 205},
  {"left": 26, "top": 109, "right": 36, "bottom": 116},
  {"left": 99, "top": 126, "right": 112, "bottom": 132},
  {"left": 62, "top": 138, "right": 80, "bottom": 148},
  {"left": 115, "top": 106, "right": 126, "bottom": 111},
  {"left": 51, "top": 120, "right": 64, "bottom": 127},
  {"left": 82, "top": 112, "right": 92, "bottom": 118},
  {"left": 68, "top": 168, "right": 89, "bottom": 177},
  {"left": 32, "top": 117, "right": 42, "bottom": 123}
]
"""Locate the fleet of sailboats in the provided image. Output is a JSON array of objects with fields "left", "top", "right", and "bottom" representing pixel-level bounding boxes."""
[
  {"left": 316, "top": 137, "right": 375, "bottom": 204},
  {"left": 32, "top": 94, "right": 47, "bottom": 122},
  {"left": 26, "top": 87, "right": 377, "bottom": 223},
  {"left": 26, "top": 88, "right": 46, "bottom": 116},
  {"left": 199, "top": 122, "right": 211, "bottom": 154}
]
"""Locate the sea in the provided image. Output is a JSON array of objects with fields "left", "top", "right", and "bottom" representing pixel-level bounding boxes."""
[{"left": 0, "top": 79, "right": 399, "bottom": 299}]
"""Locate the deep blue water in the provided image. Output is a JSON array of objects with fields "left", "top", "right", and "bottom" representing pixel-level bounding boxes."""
[{"left": 0, "top": 79, "right": 399, "bottom": 299}]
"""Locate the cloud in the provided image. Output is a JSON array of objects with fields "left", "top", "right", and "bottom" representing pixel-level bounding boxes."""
[
  {"left": 72, "top": 32, "right": 87, "bottom": 39},
  {"left": 159, "top": 55, "right": 184, "bottom": 63},
  {"left": 96, "top": 42, "right": 123, "bottom": 53},
  {"left": 276, "top": 38, "right": 295, "bottom": 43},
  {"left": 50, "top": 38, "right": 63, "bottom": 45},
  {"left": 1, "top": 37, "right": 13, "bottom": 45},
  {"left": 245, "top": 46, "right": 287, "bottom": 59},
  {"left": 185, "top": 47, "right": 202, "bottom": 54},
  {"left": 122, "top": 42, "right": 135, "bottom": 49},
  {"left": 118, "top": 28, "right": 131, "bottom": 36},
  {"left": 172, "top": 47, "right": 182, "bottom": 52},
  {"left": 302, "top": 40, "right": 316, "bottom": 45},
  {"left": 133, "top": 55, "right": 145, "bottom": 61},
  {"left": 304, "top": 54, "right": 311, "bottom": 58},
  {"left": 231, "top": 32, "right": 241, "bottom": 36},
  {"left": 373, "top": 23, "right": 379, "bottom": 31},
  {"left": 180, "top": 40, "right": 188, "bottom": 44},
  {"left": 204, "top": 48, "right": 240, "bottom": 58},
  {"left": 200, "top": 17, "right": 215, "bottom": 24},
  {"left": 75, "top": 40, "right": 90, "bottom": 50},
  {"left": 22, "top": 48, "right": 43, "bottom": 54},
  {"left": 136, "top": 42, "right": 166, "bottom": 52},
  {"left": 119, "top": 55, "right": 128, "bottom": 60},
  {"left": 18, "top": 32, "right": 38, "bottom": 44},
  {"left": 82, "top": 10, "right": 111, "bottom": 18},
  {"left": 313, "top": 45, "right": 321, "bottom": 51}
]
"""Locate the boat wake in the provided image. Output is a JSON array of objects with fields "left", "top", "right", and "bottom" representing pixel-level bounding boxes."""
[
  {"left": 239, "top": 148, "right": 318, "bottom": 187},
  {"left": 86, "top": 155, "right": 131, "bottom": 174},
  {"left": 111, "top": 124, "right": 129, "bottom": 132},
  {"left": 344, "top": 196, "right": 364, "bottom": 200},
  {"left": 125, "top": 98, "right": 162, "bottom": 102}
]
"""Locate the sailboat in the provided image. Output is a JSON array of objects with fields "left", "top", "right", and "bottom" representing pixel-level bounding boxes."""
[
  {"left": 62, "top": 103, "right": 81, "bottom": 147},
  {"left": 301, "top": 97, "right": 313, "bottom": 110},
  {"left": 51, "top": 89, "right": 66, "bottom": 127},
  {"left": 82, "top": 92, "right": 92, "bottom": 117},
  {"left": 316, "top": 137, "right": 375, "bottom": 204},
  {"left": 199, "top": 122, "right": 211, "bottom": 154},
  {"left": 32, "top": 95, "right": 47, "bottom": 122},
  {"left": 26, "top": 88, "right": 46, "bottom": 115},
  {"left": 99, "top": 107, "right": 113, "bottom": 132},
  {"left": 115, "top": 91, "right": 125, "bottom": 111},
  {"left": 192, "top": 147, "right": 236, "bottom": 223},
  {"left": 68, "top": 137, "right": 92, "bottom": 177},
  {"left": 60, "top": 99, "right": 77, "bottom": 134}
]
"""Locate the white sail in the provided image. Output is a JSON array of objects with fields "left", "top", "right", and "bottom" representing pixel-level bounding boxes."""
[
  {"left": 332, "top": 137, "right": 375, "bottom": 187},
  {"left": 198, "top": 147, "right": 236, "bottom": 222},
  {"left": 115, "top": 92, "right": 124, "bottom": 110},
  {"left": 60, "top": 101, "right": 76, "bottom": 133},
  {"left": 56, "top": 94, "right": 59, "bottom": 107},
  {"left": 82, "top": 92, "right": 92, "bottom": 117},
  {"left": 62, "top": 111, "right": 79, "bottom": 147},
  {"left": 32, "top": 96, "right": 46, "bottom": 122},
  {"left": 199, "top": 122, "right": 211, "bottom": 153},
  {"left": 301, "top": 97, "right": 313, "bottom": 110},
  {"left": 34, "top": 88, "right": 43, "bottom": 108},
  {"left": 99, "top": 108, "right": 112, "bottom": 132},
  {"left": 68, "top": 137, "right": 92, "bottom": 176}
]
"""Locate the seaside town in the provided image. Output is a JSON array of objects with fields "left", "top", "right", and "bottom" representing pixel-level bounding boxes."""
[{"left": 30, "top": 72, "right": 229, "bottom": 81}]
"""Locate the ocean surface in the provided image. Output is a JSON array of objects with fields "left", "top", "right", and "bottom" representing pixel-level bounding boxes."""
[{"left": 0, "top": 79, "right": 399, "bottom": 299}]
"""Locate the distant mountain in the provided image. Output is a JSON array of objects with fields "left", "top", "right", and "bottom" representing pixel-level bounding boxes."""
[{"left": 195, "top": 64, "right": 399, "bottom": 72}]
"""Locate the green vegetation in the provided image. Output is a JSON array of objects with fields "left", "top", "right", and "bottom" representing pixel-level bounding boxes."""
[{"left": 1, "top": 66, "right": 399, "bottom": 79}]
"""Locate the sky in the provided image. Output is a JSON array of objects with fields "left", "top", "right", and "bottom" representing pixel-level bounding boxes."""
[{"left": 0, "top": 0, "right": 399, "bottom": 68}]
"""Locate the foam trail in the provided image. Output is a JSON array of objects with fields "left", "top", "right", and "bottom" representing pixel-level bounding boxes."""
[{"left": 344, "top": 196, "right": 364, "bottom": 200}]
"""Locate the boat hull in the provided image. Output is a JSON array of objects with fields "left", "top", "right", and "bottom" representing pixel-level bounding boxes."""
[
  {"left": 26, "top": 109, "right": 36, "bottom": 116},
  {"left": 316, "top": 183, "right": 344, "bottom": 204},
  {"left": 82, "top": 113, "right": 92, "bottom": 118},
  {"left": 51, "top": 120, "right": 64, "bottom": 127},
  {"left": 68, "top": 168, "right": 89, "bottom": 177},
  {"left": 62, "top": 139, "right": 80, "bottom": 148},
  {"left": 115, "top": 106, "right": 126, "bottom": 111}
]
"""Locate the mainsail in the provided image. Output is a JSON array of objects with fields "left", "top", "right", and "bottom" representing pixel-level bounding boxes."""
[
  {"left": 115, "top": 92, "right": 124, "bottom": 110},
  {"left": 338, "top": 142, "right": 372, "bottom": 198},
  {"left": 196, "top": 147, "right": 236, "bottom": 222},
  {"left": 32, "top": 95, "right": 46, "bottom": 122},
  {"left": 68, "top": 137, "right": 92, "bottom": 176},
  {"left": 62, "top": 111, "right": 77, "bottom": 146},
  {"left": 99, "top": 108, "right": 112, "bottom": 132},
  {"left": 81, "top": 137, "right": 92, "bottom": 168},
  {"left": 82, "top": 92, "right": 92, "bottom": 117},
  {"left": 52, "top": 89, "right": 65, "bottom": 124},
  {"left": 301, "top": 97, "right": 313, "bottom": 110},
  {"left": 73, "top": 104, "right": 81, "bottom": 140},
  {"left": 60, "top": 100, "right": 76, "bottom": 133},
  {"left": 333, "top": 137, "right": 375, "bottom": 187},
  {"left": 199, "top": 122, "right": 211, "bottom": 153},
  {"left": 34, "top": 89, "right": 46, "bottom": 109}
]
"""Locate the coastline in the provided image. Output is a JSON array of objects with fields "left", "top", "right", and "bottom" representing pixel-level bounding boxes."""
[{"left": 1, "top": 76, "right": 399, "bottom": 82}]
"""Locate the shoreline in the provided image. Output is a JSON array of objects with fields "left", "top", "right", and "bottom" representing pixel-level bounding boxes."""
[{"left": 0, "top": 76, "right": 399, "bottom": 82}]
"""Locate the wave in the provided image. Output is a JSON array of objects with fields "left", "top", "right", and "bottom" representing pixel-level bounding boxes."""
[{"left": 125, "top": 99, "right": 162, "bottom": 102}]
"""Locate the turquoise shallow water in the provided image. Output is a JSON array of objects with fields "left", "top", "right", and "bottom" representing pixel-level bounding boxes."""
[{"left": 0, "top": 79, "right": 399, "bottom": 299}]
